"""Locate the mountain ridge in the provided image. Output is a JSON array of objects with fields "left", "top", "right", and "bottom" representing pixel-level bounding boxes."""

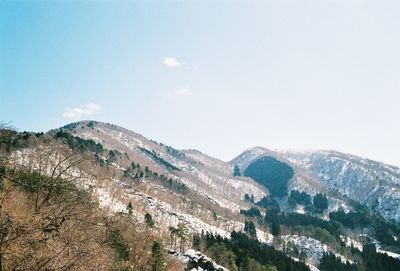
[{"left": 3, "top": 119, "right": 400, "bottom": 270}]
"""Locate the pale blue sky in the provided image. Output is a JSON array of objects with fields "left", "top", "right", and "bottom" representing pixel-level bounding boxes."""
[{"left": 1, "top": 1, "right": 400, "bottom": 166}]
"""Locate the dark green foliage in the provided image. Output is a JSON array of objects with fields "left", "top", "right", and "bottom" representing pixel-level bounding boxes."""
[
  {"left": 123, "top": 162, "right": 145, "bottom": 181},
  {"left": 329, "top": 209, "right": 371, "bottom": 229},
  {"left": 159, "top": 174, "right": 188, "bottom": 194},
  {"left": 187, "top": 256, "right": 223, "bottom": 271},
  {"left": 244, "top": 193, "right": 255, "bottom": 203},
  {"left": 360, "top": 243, "right": 400, "bottom": 271},
  {"left": 145, "top": 213, "right": 155, "bottom": 228},
  {"left": 213, "top": 212, "right": 218, "bottom": 221},
  {"left": 86, "top": 121, "right": 95, "bottom": 128},
  {"left": 107, "top": 228, "right": 129, "bottom": 261},
  {"left": 319, "top": 252, "right": 357, "bottom": 271},
  {"left": 62, "top": 122, "right": 79, "bottom": 130},
  {"left": 55, "top": 131, "right": 104, "bottom": 153},
  {"left": 240, "top": 207, "right": 262, "bottom": 218},
  {"left": 265, "top": 208, "right": 280, "bottom": 224},
  {"left": 192, "top": 234, "right": 201, "bottom": 250},
  {"left": 8, "top": 169, "right": 82, "bottom": 200},
  {"left": 165, "top": 145, "right": 185, "bottom": 158},
  {"left": 288, "top": 196, "right": 297, "bottom": 208},
  {"left": 374, "top": 225, "right": 397, "bottom": 246},
  {"left": 255, "top": 196, "right": 281, "bottom": 223},
  {"left": 244, "top": 220, "right": 257, "bottom": 239},
  {"left": 244, "top": 156, "right": 294, "bottom": 197},
  {"left": 329, "top": 207, "right": 400, "bottom": 247},
  {"left": 151, "top": 241, "right": 166, "bottom": 271},
  {"left": 313, "top": 193, "right": 328, "bottom": 211},
  {"left": 139, "top": 147, "right": 180, "bottom": 171},
  {"left": 205, "top": 242, "right": 238, "bottom": 271},
  {"left": 200, "top": 231, "right": 310, "bottom": 271},
  {"left": 289, "top": 190, "right": 311, "bottom": 206},
  {"left": 276, "top": 213, "right": 345, "bottom": 240},
  {"left": 256, "top": 196, "right": 280, "bottom": 210},
  {"left": 233, "top": 165, "right": 241, "bottom": 176},
  {"left": 127, "top": 202, "right": 133, "bottom": 215},
  {"left": 124, "top": 160, "right": 187, "bottom": 194},
  {"left": 0, "top": 129, "right": 30, "bottom": 151},
  {"left": 271, "top": 221, "right": 281, "bottom": 236}
]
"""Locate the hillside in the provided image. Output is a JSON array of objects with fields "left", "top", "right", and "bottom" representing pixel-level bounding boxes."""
[
  {"left": 280, "top": 150, "right": 400, "bottom": 222},
  {"left": 1, "top": 121, "right": 400, "bottom": 271}
]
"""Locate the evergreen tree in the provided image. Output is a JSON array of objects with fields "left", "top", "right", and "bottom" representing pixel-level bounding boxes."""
[
  {"left": 233, "top": 165, "right": 241, "bottom": 176},
  {"left": 271, "top": 221, "right": 281, "bottom": 236},
  {"left": 145, "top": 213, "right": 155, "bottom": 228},
  {"left": 313, "top": 193, "right": 328, "bottom": 211},
  {"left": 151, "top": 241, "right": 166, "bottom": 271},
  {"left": 244, "top": 220, "right": 257, "bottom": 239},
  {"left": 244, "top": 194, "right": 252, "bottom": 202},
  {"left": 192, "top": 233, "right": 201, "bottom": 250},
  {"left": 127, "top": 202, "right": 133, "bottom": 215}
]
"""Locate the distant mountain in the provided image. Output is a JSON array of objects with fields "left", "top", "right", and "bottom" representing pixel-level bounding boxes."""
[
  {"left": 280, "top": 150, "right": 400, "bottom": 222},
  {"left": 231, "top": 147, "right": 326, "bottom": 198}
]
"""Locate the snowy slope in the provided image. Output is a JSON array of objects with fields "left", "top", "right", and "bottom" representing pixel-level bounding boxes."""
[
  {"left": 280, "top": 150, "right": 400, "bottom": 221},
  {"left": 68, "top": 121, "right": 266, "bottom": 212}
]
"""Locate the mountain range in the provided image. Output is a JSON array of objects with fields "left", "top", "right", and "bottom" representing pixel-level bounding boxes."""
[{"left": 3, "top": 120, "right": 400, "bottom": 271}]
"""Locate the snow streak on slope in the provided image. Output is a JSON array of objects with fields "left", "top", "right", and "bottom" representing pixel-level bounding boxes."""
[
  {"left": 72, "top": 121, "right": 266, "bottom": 211},
  {"left": 281, "top": 150, "right": 400, "bottom": 221}
]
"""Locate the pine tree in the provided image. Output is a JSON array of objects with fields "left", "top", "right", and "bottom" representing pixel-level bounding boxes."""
[
  {"left": 145, "top": 213, "right": 155, "bottom": 228},
  {"left": 151, "top": 241, "right": 166, "bottom": 271},
  {"left": 192, "top": 234, "right": 201, "bottom": 250},
  {"left": 233, "top": 165, "right": 241, "bottom": 176},
  {"left": 313, "top": 193, "right": 328, "bottom": 211},
  {"left": 127, "top": 202, "right": 133, "bottom": 215},
  {"left": 244, "top": 220, "right": 257, "bottom": 239},
  {"left": 271, "top": 221, "right": 281, "bottom": 236}
]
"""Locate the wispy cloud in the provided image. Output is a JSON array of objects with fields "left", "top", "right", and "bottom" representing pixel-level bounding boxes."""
[
  {"left": 62, "top": 102, "right": 101, "bottom": 119},
  {"left": 163, "top": 57, "right": 182, "bottom": 68},
  {"left": 174, "top": 87, "right": 196, "bottom": 97}
]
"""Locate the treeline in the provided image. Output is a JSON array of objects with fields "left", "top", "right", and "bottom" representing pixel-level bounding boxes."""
[
  {"left": 240, "top": 194, "right": 341, "bottom": 248},
  {"left": 288, "top": 190, "right": 311, "bottom": 206},
  {"left": 139, "top": 147, "right": 180, "bottom": 171},
  {"left": 319, "top": 243, "right": 400, "bottom": 271},
  {"left": 360, "top": 243, "right": 400, "bottom": 271},
  {"left": 193, "top": 231, "right": 310, "bottom": 271},
  {"left": 288, "top": 190, "right": 328, "bottom": 212},
  {"left": 0, "top": 128, "right": 44, "bottom": 151},
  {"left": 240, "top": 207, "right": 262, "bottom": 218},
  {"left": 275, "top": 213, "right": 345, "bottom": 241},
  {"left": 122, "top": 161, "right": 188, "bottom": 195},
  {"left": 329, "top": 207, "right": 400, "bottom": 247},
  {"left": 319, "top": 252, "right": 357, "bottom": 271},
  {"left": 55, "top": 130, "right": 104, "bottom": 154},
  {"left": 55, "top": 129, "right": 189, "bottom": 195},
  {"left": 239, "top": 190, "right": 400, "bottom": 270}
]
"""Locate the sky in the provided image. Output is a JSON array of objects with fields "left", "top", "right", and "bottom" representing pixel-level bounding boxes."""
[{"left": 1, "top": 1, "right": 400, "bottom": 166}]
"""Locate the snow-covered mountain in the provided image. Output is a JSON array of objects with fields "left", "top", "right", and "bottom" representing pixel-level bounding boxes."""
[
  {"left": 66, "top": 121, "right": 400, "bottom": 223},
  {"left": 70, "top": 121, "right": 266, "bottom": 211},
  {"left": 7, "top": 120, "right": 400, "bottom": 270},
  {"left": 280, "top": 150, "right": 400, "bottom": 221},
  {"left": 230, "top": 147, "right": 326, "bottom": 196}
]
